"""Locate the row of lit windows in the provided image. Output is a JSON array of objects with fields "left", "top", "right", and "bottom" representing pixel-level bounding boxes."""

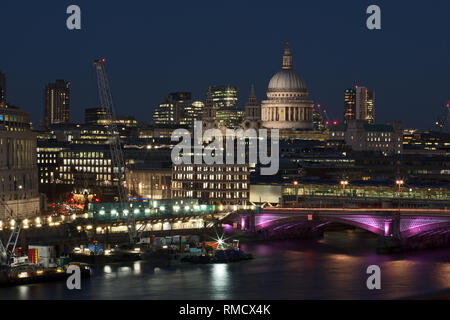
[
  {"left": 63, "top": 159, "right": 111, "bottom": 165},
  {"left": 367, "top": 138, "right": 392, "bottom": 142},
  {"left": 201, "top": 182, "right": 248, "bottom": 189},
  {"left": 60, "top": 166, "right": 112, "bottom": 173},
  {"left": 38, "top": 159, "right": 57, "bottom": 164},
  {"left": 368, "top": 132, "right": 392, "bottom": 137},
  {"left": 61, "top": 152, "right": 105, "bottom": 158},
  {"left": 173, "top": 173, "right": 247, "bottom": 181},
  {"left": 174, "top": 166, "right": 248, "bottom": 172}
]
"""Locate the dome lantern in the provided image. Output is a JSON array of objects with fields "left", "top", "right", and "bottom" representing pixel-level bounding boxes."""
[{"left": 282, "top": 39, "right": 292, "bottom": 70}]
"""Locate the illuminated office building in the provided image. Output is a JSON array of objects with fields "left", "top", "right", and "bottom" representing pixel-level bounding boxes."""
[
  {"left": 85, "top": 107, "right": 137, "bottom": 128},
  {"left": 366, "top": 90, "right": 375, "bottom": 124},
  {"left": 344, "top": 86, "right": 375, "bottom": 124},
  {"left": 0, "top": 104, "right": 41, "bottom": 220},
  {"left": 127, "top": 166, "right": 172, "bottom": 200},
  {"left": 181, "top": 100, "right": 204, "bottom": 127},
  {"left": 43, "top": 80, "right": 70, "bottom": 128},
  {"left": 206, "top": 85, "right": 243, "bottom": 129},
  {"left": 85, "top": 107, "right": 108, "bottom": 125},
  {"left": 171, "top": 163, "right": 250, "bottom": 206},
  {"left": 344, "top": 88, "right": 356, "bottom": 124},
  {"left": 168, "top": 92, "right": 191, "bottom": 124},
  {"left": 153, "top": 101, "right": 176, "bottom": 125}
]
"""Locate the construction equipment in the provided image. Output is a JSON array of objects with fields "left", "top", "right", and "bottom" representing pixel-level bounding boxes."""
[
  {"left": 0, "top": 220, "right": 22, "bottom": 265},
  {"left": 0, "top": 200, "right": 22, "bottom": 266},
  {"left": 93, "top": 58, "right": 136, "bottom": 243}
]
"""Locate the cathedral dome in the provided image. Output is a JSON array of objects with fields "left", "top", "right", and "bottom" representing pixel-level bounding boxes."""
[
  {"left": 260, "top": 40, "right": 314, "bottom": 130},
  {"left": 267, "top": 40, "right": 307, "bottom": 94},
  {"left": 268, "top": 69, "right": 307, "bottom": 93}
]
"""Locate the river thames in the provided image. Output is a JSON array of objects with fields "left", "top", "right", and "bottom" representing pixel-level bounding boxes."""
[{"left": 1, "top": 230, "right": 449, "bottom": 299}]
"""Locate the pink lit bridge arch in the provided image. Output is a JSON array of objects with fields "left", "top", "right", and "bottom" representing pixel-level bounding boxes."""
[{"left": 226, "top": 208, "right": 450, "bottom": 241}]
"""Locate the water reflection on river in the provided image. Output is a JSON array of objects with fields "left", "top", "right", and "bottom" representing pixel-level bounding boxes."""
[{"left": 1, "top": 230, "right": 449, "bottom": 299}]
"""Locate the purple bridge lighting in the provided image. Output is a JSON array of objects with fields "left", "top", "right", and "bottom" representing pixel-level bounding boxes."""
[{"left": 225, "top": 208, "right": 450, "bottom": 242}]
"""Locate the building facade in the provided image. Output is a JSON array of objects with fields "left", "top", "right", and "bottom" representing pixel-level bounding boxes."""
[
  {"left": 85, "top": 107, "right": 108, "bottom": 125},
  {"left": 207, "top": 85, "right": 243, "bottom": 129},
  {"left": 172, "top": 164, "right": 250, "bottom": 206},
  {"left": 344, "top": 86, "right": 375, "bottom": 124},
  {"left": 0, "top": 104, "right": 41, "bottom": 220},
  {"left": 345, "top": 120, "right": 403, "bottom": 154},
  {"left": 43, "top": 80, "right": 70, "bottom": 128},
  {"left": 181, "top": 100, "right": 204, "bottom": 127},
  {"left": 127, "top": 166, "right": 171, "bottom": 200},
  {"left": 153, "top": 101, "right": 176, "bottom": 125}
]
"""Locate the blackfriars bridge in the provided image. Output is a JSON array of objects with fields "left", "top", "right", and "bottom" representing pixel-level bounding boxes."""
[{"left": 227, "top": 208, "right": 450, "bottom": 251}]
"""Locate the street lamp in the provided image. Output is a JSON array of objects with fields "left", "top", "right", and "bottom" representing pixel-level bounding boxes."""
[
  {"left": 340, "top": 180, "right": 348, "bottom": 208},
  {"left": 395, "top": 179, "right": 404, "bottom": 211},
  {"left": 293, "top": 181, "right": 299, "bottom": 207},
  {"left": 17, "top": 185, "right": 23, "bottom": 217}
]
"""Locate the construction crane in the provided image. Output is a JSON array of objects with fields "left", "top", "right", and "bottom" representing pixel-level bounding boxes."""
[
  {"left": 0, "top": 221, "right": 22, "bottom": 265},
  {"left": 315, "top": 104, "right": 338, "bottom": 128},
  {"left": 93, "top": 58, "right": 137, "bottom": 243},
  {"left": 0, "top": 200, "right": 22, "bottom": 266}
]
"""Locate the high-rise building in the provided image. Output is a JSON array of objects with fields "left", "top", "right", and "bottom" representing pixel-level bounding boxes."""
[
  {"left": 344, "top": 86, "right": 375, "bottom": 124},
  {"left": 344, "top": 88, "right": 356, "bottom": 124},
  {"left": 206, "top": 85, "right": 243, "bottom": 129},
  {"left": 182, "top": 100, "right": 204, "bottom": 127},
  {"left": 202, "top": 87, "right": 217, "bottom": 130},
  {"left": 153, "top": 92, "right": 198, "bottom": 126},
  {"left": 44, "top": 80, "right": 70, "bottom": 128},
  {"left": 210, "top": 85, "right": 238, "bottom": 110},
  {"left": 168, "top": 92, "right": 191, "bottom": 124},
  {"left": 85, "top": 107, "right": 108, "bottom": 125},
  {"left": 366, "top": 90, "right": 375, "bottom": 124},
  {"left": 0, "top": 72, "right": 6, "bottom": 106},
  {"left": 153, "top": 100, "right": 176, "bottom": 125}
]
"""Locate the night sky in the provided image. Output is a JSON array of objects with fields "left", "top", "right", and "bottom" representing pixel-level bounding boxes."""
[{"left": 1, "top": 0, "right": 449, "bottom": 129}]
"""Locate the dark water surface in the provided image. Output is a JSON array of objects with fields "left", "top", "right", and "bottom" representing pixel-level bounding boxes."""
[{"left": 1, "top": 230, "right": 449, "bottom": 299}]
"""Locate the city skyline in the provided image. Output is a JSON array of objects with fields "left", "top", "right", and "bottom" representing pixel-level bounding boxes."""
[
  {"left": 0, "top": 1, "right": 449, "bottom": 129},
  {"left": 0, "top": 1, "right": 450, "bottom": 303}
]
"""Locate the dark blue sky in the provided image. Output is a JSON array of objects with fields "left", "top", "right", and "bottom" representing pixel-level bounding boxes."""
[{"left": 1, "top": 0, "right": 449, "bottom": 129}]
